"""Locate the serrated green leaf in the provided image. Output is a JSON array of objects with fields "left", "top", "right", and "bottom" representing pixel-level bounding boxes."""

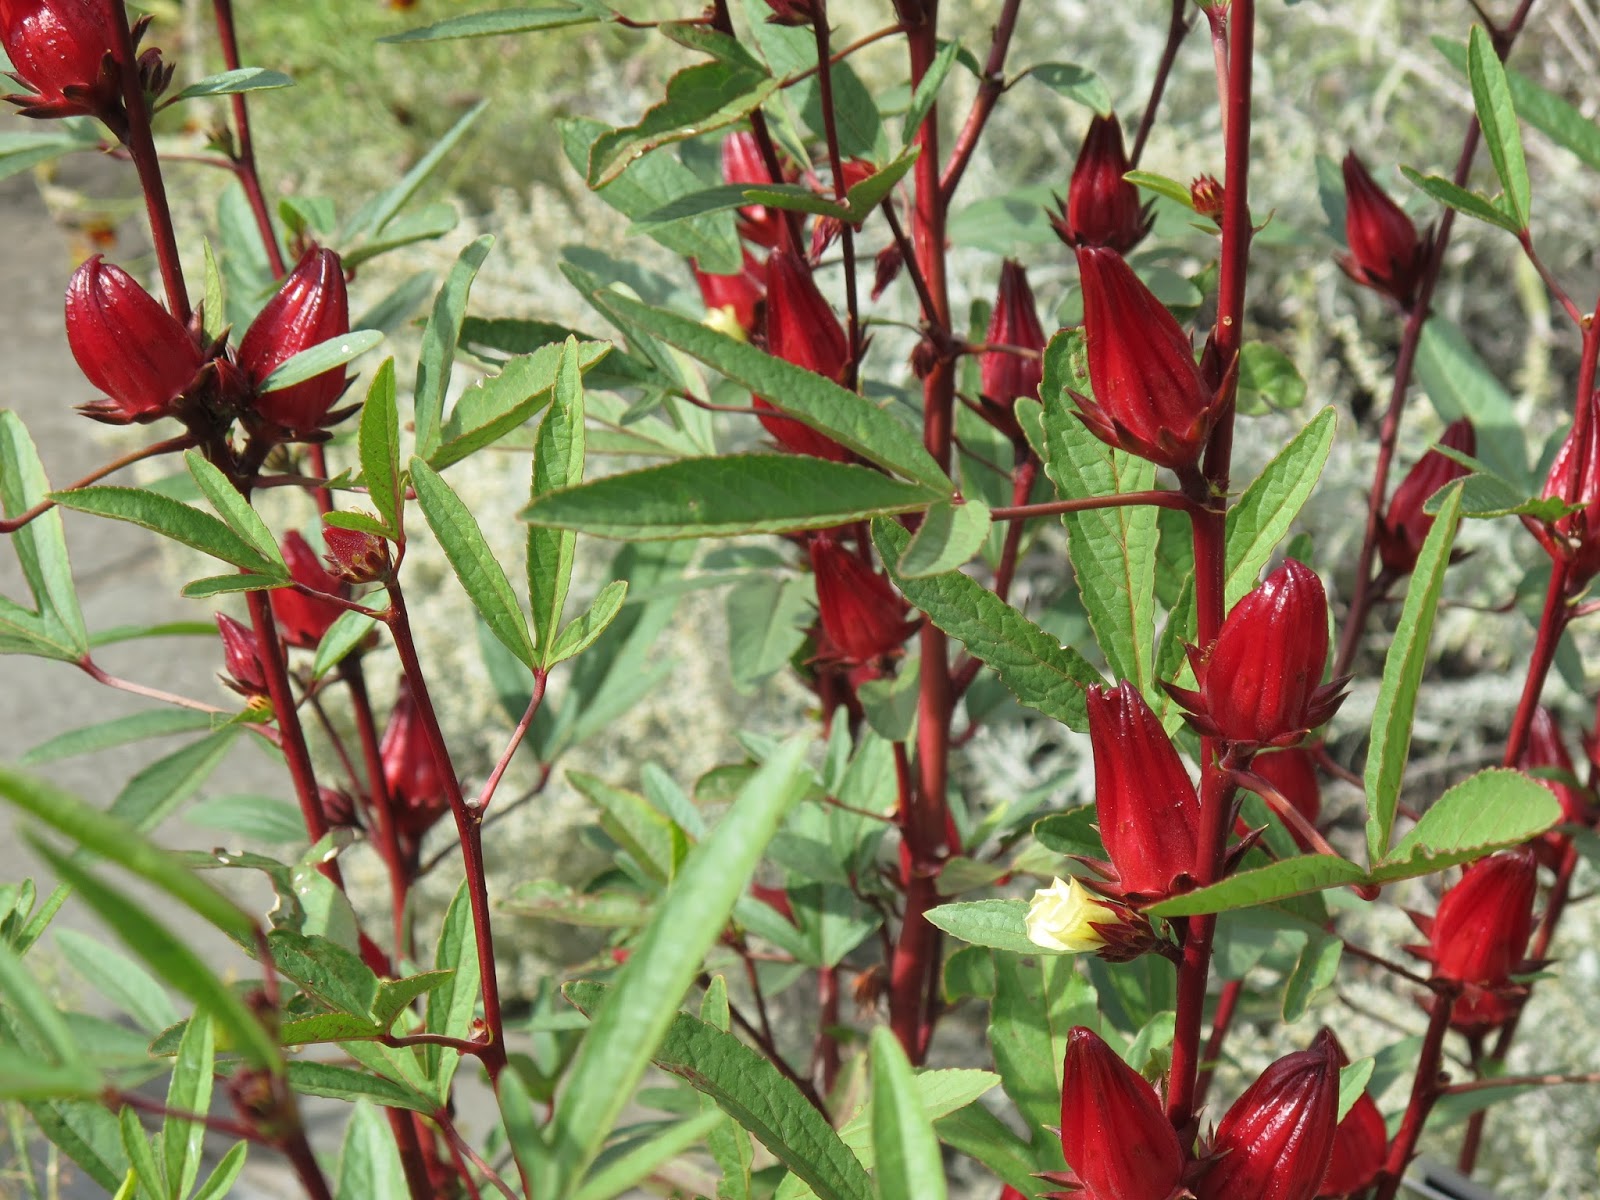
[
  {"left": 411, "top": 456, "right": 536, "bottom": 667},
  {"left": 192, "top": 1141, "right": 248, "bottom": 1200},
  {"left": 1146, "top": 855, "right": 1368, "bottom": 918},
  {"left": 118, "top": 1106, "right": 163, "bottom": 1199},
  {"left": 21, "top": 1096, "right": 126, "bottom": 1186},
  {"left": 334, "top": 1100, "right": 407, "bottom": 1200},
  {"left": 1283, "top": 931, "right": 1341, "bottom": 1023},
  {"left": 874, "top": 519, "right": 1102, "bottom": 731},
  {"left": 424, "top": 882, "right": 480, "bottom": 1096},
  {"left": 573, "top": 1110, "right": 726, "bottom": 1200},
  {"left": 935, "top": 1103, "right": 1041, "bottom": 1199},
  {"left": 570, "top": 772, "right": 685, "bottom": 884},
  {"left": 1400, "top": 166, "right": 1522, "bottom": 233},
  {"left": 163, "top": 1011, "right": 213, "bottom": 1199},
  {"left": 1377, "top": 768, "right": 1559, "bottom": 874},
  {"left": 902, "top": 42, "right": 960, "bottom": 142},
  {"left": 549, "top": 580, "right": 628, "bottom": 667},
  {"left": 371, "top": 970, "right": 455, "bottom": 1031},
  {"left": 1436, "top": 38, "right": 1600, "bottom": 170},
  {"left": 0, "top": 412, "right": 89, "bottom": 659},
  {"left": 414, "top": 235, "right": 494, "bottom": 461},
  {"left": 171, "top": 67, "right": 292, "bottom": 100},
  {"left": 590, "top": 63, "right": 778, "bottom": 188},
  {"left": 108, "top": 727, "right": 240, "bottom": 834},
  {"left": 1365, "top": 485, "right": 1463, "bottom": 861},
  {"left": 1467, "top": 24, "right": 1530, "bottom": 229},
  {"left": 50, "top": 485, "right": 278, "bottom": 575},
  {"left": 897, "top": 499, "right": 990, "bottom": 577},
  {"left": 287, "top": 1062, "right": 433, "bottom": 1112},
  {"left": 258, "top": 329, "right": 383, "bottom": 393},
  {"left": 870, "top": 1029, "right": 946, "bottom": 1200},
  {"left": 989, "top": 952, "right": 1094, "bottom": 1146},
  {"left": 925, "top": 899, "right": 1042, "bottom": 955},
  {"left": 184, "top": 451, "right": 284, "bottom": 570},
  {"left": 1123, "top": 169, "right": 1194, "bottom": 209},
  {"left": 531, "top": 338, "right": 586, "bottom": 664},
  {"left": 19, "top": 709, "right": 216, "bottom": 766},
  {"left": 380, "top": 3, "right": 605, "bottom": 43},
  {"left": 359, "top": 358, "right": 402, "bottom": 534},
  {"left": 1237, "top": 343, "right": 1307, "bottom": 414},
  {"left": 311, "top": 611, "right": 379, "bottom": 681}
]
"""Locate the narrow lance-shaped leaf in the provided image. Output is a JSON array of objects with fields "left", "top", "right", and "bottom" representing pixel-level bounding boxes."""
[
  {"left": 0, "top": 411, "right": 89, "bottom": 660},
  {"left": 163, "top": 1011, "right": 215, "bottom": 1199},
  {"left": 1466, "top": 24, "right": 1531, "bottom": 230},
  {"left": 531, "top": 338, "right": 586, "bottom": 665},
  {"left": 414, "top": 235, "right": 495, "bottom": 460},
  {"left": 870, "top": 1027, "right": 948, "bottom": 1200},
  {"left": 184, "top": 451, "right": 285, "bottom": 571},
  {"left": 258, "top": 329, "right": 384, "bottom": 393},
  {"left": 50, "top": 486, "right": 279, "bottom": 576},
  {"left": 359, "top": 357, "right": 402, "bottom": 534}
]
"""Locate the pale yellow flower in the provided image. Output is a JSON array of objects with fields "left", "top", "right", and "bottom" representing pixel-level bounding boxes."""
[{"left": 1025, "top": 876, "right": 1118, "bottom": 953}]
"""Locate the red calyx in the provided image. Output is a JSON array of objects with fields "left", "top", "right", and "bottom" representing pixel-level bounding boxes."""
[
  {"left": 1243, "top": 746, "right": 1323, "bottom": 851},
  {"left": 269, "top": 531, "right": 348, "bottom": 650},
  {"left": 1378, "top": 417, "right": 1475, "bottom": 576},
  {"left": 1418, "top": 849, "right": 1538, "bottom": 987},
  {"left": 322, "top": 520, "right": 393, "bottom": 586},
  {"left": 1318, "top": 1030, "right": 1389, "bottom": 1199},
  {"left": 808, "top": 536, "right": 915, "bottom": 667},
  {"left": 757, "top": 250, "right": 853, "bottom": 461},
  {"left": 694, "top": 250, "right": 767, "bottom": 338},
  {"left": 0, "top": 0, "right": 123, "bottom": 130},
  {"left": 1338, "top": 151, "right": 1432, "bottom": 310},
  {"left": 1526, "top": 389, "right": 1600, "bottom": 586},
  {"left": 237, "top": 245, "right": 351, "bottom": 434},
  {"left": 1085, "top": 680, "right": 1201, "bottom": 902},
  {"left": 1520, "top": 706, "right": 1596, "bottom": 868},
  {"left": 381, "top": 679, "right": 451, "bottom": 845},
  {"left": 1052, "top": 114, "right": 1152, "bottom": 253},
  {"left": 1167, "top": 559, "right": 1348, "bottom": 748},
  {"left": 65, "top": 255, "right": 202, "bottom": 423},
  {"left": 1074, "top": 246, "right": 1219, "bottom": 471},
  {"left": 980, "top": 259, "right": 1046, "bottom": 413},
  {"left": 722, "top": 130, "right": 790, "bottom": 248},
  {"left": 1194, "top": 1029, "right": 1340, "bottom": 1200},
  {"left": 1057, "top": 1027, "right": 1186, "bottom": 1200},
  {"left": 216, "top": 613, "right": 268, "bottom": 697}
]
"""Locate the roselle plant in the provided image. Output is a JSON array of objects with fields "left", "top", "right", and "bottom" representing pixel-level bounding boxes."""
[{"left": 0, "top": 0, "right": 1597, "bottom": 1197}]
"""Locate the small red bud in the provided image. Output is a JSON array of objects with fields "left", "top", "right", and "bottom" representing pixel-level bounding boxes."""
[
  {"left": 0, "top": 0, "right": 123, "bottom": 127},
  {"left": 216, "top": 613, "right": 268, "bottom": 697},
  {"left": 1379, "top": 418, "right": 1475, "bottom": 576},
  {"left": 808, "top": 536, "right": 915, "bottom": 667},
  {"left": 1526, "top": 390, "right": 1600, "bottom": 586},
  {"left": 1189, "top": 173, "right": 1224, "bottom": 220},
  {"left": 1074, "top": 245, "right": 1218, "bottom": 471},
  {"left": 759, "top": 0, "right": 819, "bottom": 25},
  {"left": 980, "top": 260, "right": 1046, "bottom": 410},
  {"left": 1167, "top": 560, "right": 1348, "bottom": 747},
  {"left": 237, "top": 246, "right": 350, "bottom": 433},
  {"left": 381, "top": 679, "right": 450, "bottom": 844},
  {"left": 1058, "top": 1027, "right": 1186, "bottom": 1200},
  {"left": 321, "top": 520, "right": 393, "bottom": 585},
  {"left": 269, "top": 531, "right": 348, "bottom": 650},
  {"left": 1051, "top": 114, "right": 1151, "bottom": 253},
  {"left": 1086, "top": 680, "right": 1201, "bottom": 902},
  {"left": 1338, "top": 151, "right": 1431, "bottom": 309},
  {"left": 809, "top": 158, "right": 876, "bottom": 259},
  {"left": 1195, "top": 1030, "right": 1341, "bottom": 1200},
  {"left": 757, "top": 251, "right": 852, "bottom": 461},
  {"left": 65, "top": 256, "right": 201, "bottom": 422}
]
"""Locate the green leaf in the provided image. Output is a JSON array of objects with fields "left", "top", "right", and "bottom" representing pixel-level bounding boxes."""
[
  {"left": 21, "top": 1096, "right": 126, "bottom": 1187},
  {"left": 19, "top": 709, "right": 216, "bottom": 766},
  {"left": 119, "top": 1106, "right": 164, "bottom": 1199},
  {"left": 270, "top": 928, "right": 379, "bottom": 1016},
  {"left": 332, "top": 1100, "right": 408, "bottom": 1200},
  {"left": 108, "top": 727, "right": 240, "bottom": 835},
  {"left": 163, "top": 1011, "right": 214, "bottom": 1199},
  {"left": 1400, "top": 167, "right": 1522, "bottom": 234},
  {"left": 0, "top": 939, "right": 86, "bottom": 1069},
  {"left": 1032, "top": 808, "right": 1105, "bottom": 859},
  {"left": 590, "top": 63, "right": 778, "bottom": 187},
  {"left": 32, "top": 843, "right": 280, "bottom": 1069},
  {"left": 432, "top": 339, "right": 612, "bottom": 470},
  {"left": 570, "top": 772, "right": 686, "bottom": 884},
  {"left": 424, "top": 882, "right": 482, "bottom": 1096},
  {"left": 55, "top": 928, "right": 180, "bottom": 1034},
  {"left": 531, "top": 338, "right": 587, "bottom": 664},
  {"left": 186, "top": 793, "right": 305, "bottom": 846},
  {"left": 359, "top": 358, "right": 402, "bottom": 534},
  {"left": 1376, "top": 769, "right": 1560, "bottom": 876},
  {"left": 311, "top": 611, "right": 380, "bottom": 681},
  {"left": 342, "top": 101, "right": 487, "bottom": 242},
  {"left": 935, "top": 1104, "right": 1041, "bottom": 1199},
  {"left": 414, "top": 234, "right": 495, "bottom": 461},
  {"left": 1283, "top": 931, "right": 1341, "bottom": 1023},
  {"left": 1146, "top": 855, "right": 1368, "bottom": 918},
  {"left": 564, "top": 980, "right": 873, "bottom": 1200},
  {"left": 1466, "top": 24, "right": 1530, "bottom": 230},
  {"left": 874, "top": 519, "right": 1102, "bottom": 731},
  {"left": 925, "top": 899, "right": 1042, "bottom": 955},
  {"left": 840, "top": 145, "right": 921, "bottom": 220},
  {"left": 380, "top": 3, "right": 606, "bottom": 43},
  {"left": 1023, "top": 62, "right": 1113, "bottom": 115},
  {"left": 0, "top": 765, "right": 257, "bottom": 945},
  {"left": 897, "top": 499, "right": 991, "bottom": 578},
  {"left": 411, "top": 456, "right": 537, "bottom": 667},
  {"left": 1435, "top": 38, "right": 1600, "bottom": 170},
  {"left": 524, "top": 456, "right": 936, "bottom": 540},
  {"left": 549, "top": 580, "right": 629, "bottom": 667},
  {"left": 1364, "top": 484, "right": 1463, "bottom": 862},
  {"left": 171, "top": 67, "right": 293, "bottom": 101},
  {"left": 286, "top": 1062, "right": 433, "bottom": 1113},
  {"left": 258, "top": 329, "right": 383, "bottom": 393},
  {"left": 989, "top": 952, "right": 1094, "bottom": 1144},
  {"left": 192, "top": 1141, "right": 248, "bottom": 1200},
  {"left": 1123, "top": 170, "right": 1195, "bottom": 210},
  {"left": 573, "top": 1109, "right": 725, "bottom": 1200},
  {"left": 869, "top": 1028, "right": 946, "bottom": 1200},
  {"left": 503, "top": 881, "right": 652, "bottom": 927},
  {"left": 0, "top": 127, "right": 94, "bottom": 181},
  {"left": 580, "top": 290, "right": 948, "bottom": 489},
  {"left": 371, "top": 971, "right": 455, "bottom": 1031},
  {"left": 0, "top": 1049, "right": 100, "bottom": 1099},
  {"left": 1414, "top": 317, "right": 1527, "bottom": 484},
  {"left": 50, "top": 485, "right": 279, "bottom": 575},
  {"left": 544, "top": 739, "right": 811, "bottom": 1197},
  {"left": 1236, "top": 343, "right": 1307, "bottom": 414},
  {"left": 184, "top": 451, "right": 285, "bottom": 571},
  {"left": 0, "top": 412, "right": 89, "bottom": 660},
  {"left": 1337, "top": 1059, "right": 1376, "bottom": 1122},
  {"left": 902, "top": 41, "right": 961, "bottom": 142}
]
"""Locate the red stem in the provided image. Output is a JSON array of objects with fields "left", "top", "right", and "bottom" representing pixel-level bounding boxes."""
[
  {"left": 0, "top": 435, "right": 192, "bottom": 533},
  {"left": 1129, "top": 0, "right": 1194, "bottom": 166},
  {"left": 938, "top": 0, "right": 1023, "bottom": 207},
  {"left": 1192, "top": 976, "right": 1242, "bottom": 1109},
  {"left": 1372, "top": 985, "right": 1460, "bottom": 1200},
  {"left": 245, "top": 590, "right": 331, "bottom": 850},
  {"left": 811, "top": 4, "right": 861, "bottom": 374},
  {"left": 343, "top": 658, "right": 413, "bottom": 958},
  {"left": 211, "top": 0, "right": 286, "bottom": 277},
  {"left": 991, "top": 488, "right": 1192, "bottom": 521}
]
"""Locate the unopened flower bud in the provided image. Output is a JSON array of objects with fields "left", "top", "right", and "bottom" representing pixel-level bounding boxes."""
[
  {"left": 1086, "top": 680, "right": 1201, "bottom": 902},
  {"left": 1190, "top": 174, "right": 1224, "bottom": 220},
  {"left": 1027, "top": 876, "right": 1155, "bottom": 961},
  {"left": 760, "top": 0, "right": 819, "bottom": 25},
  {"left": 980, "top": 260, "right": 1045, "bottom": 411},
  {"left": 1167, "top": 560, "right": 1348, "bottom": 747},
  {"left": 381, "top": 679, "right": 450, "bottom": 844},
  {"left": 1058, "top": 1026, "right": 1186, "bottom": 1200},
  {"left": 216, "top": 613, "right": 267, "bottom": 696},
  {"left": 757, "top": 251, "right": 852, "bottom": 461},
  {"left": 65, "top": 256, "right": 201, "bottom": 422},
  {"left": 322, "top": 520, "right": 392, "bottom": 585},
  {"left": 1520, "top": 707, "right": 1595, "bottom": 868},
  {"left": 1074, "top": 246, "right": 1218, "bottom": 471},
  {"left": 1526, "top": 390, "right": 1600, "bottom": 585},
  {"left": 1195, "top": 1030, "right": 1340, "bottom": 1200},
  {"left": 1339, "top": 151, "right": 1431, "bottom": 310},
  {"left": 237, "top": 246, "right": 350, "bottom": 433},
  {"left": 1, "top": 0, "right": 123, "bottom": 129},
  {"left": 269, "top": 531, "right": 347, "bottom": 650},
  {"left": 1379, "top": 418, "right": 1475, "bottom": 576},
  {"left": 1051, "top": 114, "right": 1150, "bottom": 253},
  {"left": 694, "top": 251, "right": 766, "bottom": 340},
  {"left": 809, "top": 536, "right": 915, "bottom": 666}
]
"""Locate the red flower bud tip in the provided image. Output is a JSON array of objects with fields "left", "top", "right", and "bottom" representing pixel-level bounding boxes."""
[
  {"left": 1058, "top": 1027, "right": 1186, "bottom": 1200},
  {"left": 0, "top": 0, "right": 122, "bottom": 126},
  {"left": 1416, "top": 849, "right": 1538, "bottom": 988},
  {"left": 808, "top": 536, "right": 915, "bottom": 667},
  {"left": 1527, "top": 389, "right": 1600, "bottom": 586},
  {"left": 1521, "top": 707, "right": 1595, "bottom": 868},
  {"left": 1378, "top": 418, "right": 1475, "bottom": 576},
  {"left": 1317, "top": 1030, "right": 1388, "bottom": 1199},
  {"left": 322, "top": 520, "right": 393, "bottom": 586},
  {"left": 1195, "top": 1030, "right": 1340, "bottom": 1200},
  {"left": 694, "top": 250, "right": 767, "bottom": 340},
  {"left": 871, "top": 241, "right": 904, "bottom": 301},
  {"left": 1190, "top": 174, "right": 1224, "bottom": 221},
  {"left": 757, "top": 251, "right": 852, "bottom": 461},
  {"left": 1167, "top": 560, "right": 1348, "bottom": 748},
  {"left": 381, "top": 679, "right": 450, "bottom": 843},
  {"left": 65, "top": 256, "right": 202, "bottom": 423},
  {"left": 269, "top": 531, "right": 348, "bottom": 650},
  {"left": 980, "top": 260, "right": 1046, "bottom": 410},
  {"left": 216, "top": 613, "right": 268, "bottom": 697},
  {"left": 1085, "top": 680, "right": 1201, "bottom": 902},
  {"left": 1338, "top": 151, "right": 1431, "bottom": 310},
  {"left": 1241, "top": 746, "right": 1323, "bottom": 851},
  {"left": 1074, "top": 246, "right": 1219, "bottom": 471},
  {"left": 237, "top": 246, "right": 350, "bottom": 433},
  {"left": 722, "top": 130, "right": 788, "bottom": 248},
  {"left": 1051, "top": 114, "right": 1151, "bottom": 253}
]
